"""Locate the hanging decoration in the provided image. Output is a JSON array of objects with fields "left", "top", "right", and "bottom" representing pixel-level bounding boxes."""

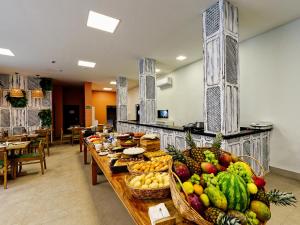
[{"left": 5, "top": 90, "right": 28, "bottom": 107}]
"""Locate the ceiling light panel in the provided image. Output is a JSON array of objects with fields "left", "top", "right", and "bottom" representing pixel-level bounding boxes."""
[
  {"left": 0, "top": 48, "right": 14, "bottom": 56},
  {"left": 103, "top": 87, "right": 112, "bottom": 91},
  {"left": 110, "top": 81, "right": 116, "bottom": 85},
  {"left": 87, "top": 10, "right": 120, "bottom": 33},
  {"left": 78, "top": 60, "right": 96, "bottom": 68},
  {"left": 155, "top": 69, "right": 161, "bottom": 73},
  {"left": 176, "top": 55, "right": 187, "bottom": 61}
]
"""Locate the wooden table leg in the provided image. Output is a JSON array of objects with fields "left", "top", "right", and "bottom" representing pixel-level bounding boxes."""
[
  {"left": 80, "top": 138, "right": 83, "bottom": 152},
  {"left": 84, "top": 144, "right": 87, "bottom": 164},
  {"left": 91, "top": 157, "right": 98, "bottom": 185}
]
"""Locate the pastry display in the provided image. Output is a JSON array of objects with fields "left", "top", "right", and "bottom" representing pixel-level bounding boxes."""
[
  {"left": 114, "top": 158, "right": 144, "bottom": 167},
  {"left": 128, "top": 161, "right": 168, "bottom": 173},
  {"left": 128, "top": 172, "right": 169, "bottom": 189},
  {"left": 144, "top": 150, "right": 166, "bottom": 158},
  {"left": 123, "top": 147, "right": 145, "bottom": 155},
  {"left": 141, "top": 134, "right": 159, "bottom": 140},
  {"left": 150, "top": 155, "right": 172, "bottom": 162}
]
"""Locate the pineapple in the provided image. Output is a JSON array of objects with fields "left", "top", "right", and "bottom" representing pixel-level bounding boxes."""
[
  {"left": 185, "top": 132, "right": 221, "bottom": 163},
  {"left": 185, "top": 131, "right": 196, "bottom": 149},
  {"left": 184, "top": 155, "right": 201, "bottom": 174},
  {"left": 166, "top": 144, "right": 201, "bottom": 174},
  {"left": 254, "top": 189, "right": 270, "bottom": 206},
  {"left": 205, "top": 207, "right": 241, "bottom": 225},
  {"left": 166, "top": 144, "right": 185, "bottom": 163},
  {"left": 267, "top": 189, "right": 297, "bottom": 206},
  {"left": 205, "top": 207, "right": 225, "bottom": 224}
]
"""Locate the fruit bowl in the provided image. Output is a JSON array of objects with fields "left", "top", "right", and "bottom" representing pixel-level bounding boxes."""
[{"left": 168, "top": 148, "right": 268, "bottom": 225}]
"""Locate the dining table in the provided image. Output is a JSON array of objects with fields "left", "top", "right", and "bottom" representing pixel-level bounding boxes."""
[{"left": 1, "top": 141, "right": 31, "bottom": 178}]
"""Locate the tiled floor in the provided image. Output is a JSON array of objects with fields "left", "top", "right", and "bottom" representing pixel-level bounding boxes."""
[{"left": 0, "top": 145, "right": 299, "bottom": 225}]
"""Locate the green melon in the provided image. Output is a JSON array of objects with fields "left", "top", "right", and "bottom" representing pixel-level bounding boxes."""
[{"left": 217, "top": 171, "right": 250, "bottom": 212}]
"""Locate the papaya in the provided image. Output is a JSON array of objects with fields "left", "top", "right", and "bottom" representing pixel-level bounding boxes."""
[
  {"left": 204, "top": 186, "right": 227, "bottom": 210},
  {"left": 250, "top": 200, "right": 271, "bottom": 222}
]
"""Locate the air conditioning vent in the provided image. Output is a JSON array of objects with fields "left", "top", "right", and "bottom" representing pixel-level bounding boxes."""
[{"left": 157, "top": 77, "right": 172, "bottom": 88}]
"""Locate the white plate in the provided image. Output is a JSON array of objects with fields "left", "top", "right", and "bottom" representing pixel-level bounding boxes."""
[
  {"left": 123, "top": 147, "right": 145, "bottom": 155},
  {"left": 99, "top": 151, "right": 108, "bottom": 156}
]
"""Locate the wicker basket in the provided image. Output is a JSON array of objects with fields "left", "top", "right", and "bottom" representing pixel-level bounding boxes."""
[
  {"left": 128, "top": 161, "right": 169, "bottom": 175},
  {"left": 169, "top": 147, "right": 266, "bottom": 225},
  {"left": 125, "top": 174, "right": 170, "bottom": 199}
]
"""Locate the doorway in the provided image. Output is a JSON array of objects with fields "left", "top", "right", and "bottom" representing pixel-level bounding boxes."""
[
  {"left": 106, "top": 106, "right": 116, "bottom": 129},
  {"left": 63, "top": 105, "right": 80, "bottom": 132}
]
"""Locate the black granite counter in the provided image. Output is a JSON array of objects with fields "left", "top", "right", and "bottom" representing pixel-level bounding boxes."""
[{"left": 118, "top": 120, "right": 272, "bottom": 139}]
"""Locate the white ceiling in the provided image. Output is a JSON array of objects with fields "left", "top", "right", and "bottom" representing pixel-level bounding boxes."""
[{"left": 0, "top": 0, "right": 300, "bottom": 86}]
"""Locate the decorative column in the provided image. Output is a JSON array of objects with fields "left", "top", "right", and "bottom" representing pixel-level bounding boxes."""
[
  {"left": 203, "top": 0, "right": 240, "bottom": 135},
  {"left": 138, "top": 58, "right": 156, "bottom": 124},
  {"left": 116, "top": 76, "right": 128, "bottom": 121}
]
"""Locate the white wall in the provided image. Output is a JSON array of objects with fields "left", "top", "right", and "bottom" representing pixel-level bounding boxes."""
[
  {"left": 239, "top": 18, "right": 300, "bottom": 173},
  {"left": 156, "top": 61, "right": 204, "bottom": 126},
  {"left": 127, "top": 87, "right": 139, "bottom": 120},
  {"left": 127, "top": 18, "right": 300, "bottom": 173}
]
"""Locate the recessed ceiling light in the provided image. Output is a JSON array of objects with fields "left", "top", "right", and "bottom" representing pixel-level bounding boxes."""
[
  {"left": 87, "top": 10, "right": 120, "bottom": 33},
  {"left": 110, "top": 81, "right": 116, "bottom": 85},
  {"left": 176, "top": 55, "right": 187, "bottom": 61},
  {"left": 78, "top": 60, "right": 96, "bottom": 68},
  {"left": 155, "top": 68, "right": 161, "bottom": 73},
  {"left": 0, "top": 48, "right": 14, "bottom": 56},
  {"left": 103, "top": 87, "right": 112, "bottom": 91}
]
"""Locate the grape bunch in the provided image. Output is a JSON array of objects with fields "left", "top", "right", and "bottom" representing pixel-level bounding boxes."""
[
  {"left": 202, "top": 173, "right": 218, "bottom": 187},
  {"left": 245, "top": 210, "right": 260, "bottom": 225},
  {"left": 227, "top": 163, "right": 253, "bottom": 183},
  {"left": 204, "top": 150, "right": 218, "bottom": 165}
]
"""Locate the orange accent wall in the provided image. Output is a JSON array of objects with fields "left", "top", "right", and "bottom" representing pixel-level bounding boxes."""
[
  {"left": 92, "top": 91, "right": 116, "bottom": 124},
  {"left": 84, "top": 82, "right": 93, "bottom": 127}
]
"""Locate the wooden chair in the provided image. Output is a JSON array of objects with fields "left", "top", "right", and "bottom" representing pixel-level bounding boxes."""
[
  {"left": 61, "top": 128, "right": 72, "bottom": 144},
  {"left": 6, "top": 136, "right": 22, "bottom": 142},
  {"left": 15, "top": 140, "right": 46, "bottom": 175},
  {"left": 0, "top": 148, "right": 8, "bottom": 189},
  {"left": 71, "top": 127, "right": 81, "bottom": 145},
  {"left": 35, "top": 129, "right": 50, "bottom": 156}
]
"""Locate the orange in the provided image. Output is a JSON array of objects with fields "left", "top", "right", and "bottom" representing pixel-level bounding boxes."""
[{"left": 193, "top": 184, "right": 203, "bottom": 196}]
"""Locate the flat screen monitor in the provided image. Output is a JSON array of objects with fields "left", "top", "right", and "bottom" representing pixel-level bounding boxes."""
[{"left": 158, "top": 110, "right": 168, "bottom": 119}]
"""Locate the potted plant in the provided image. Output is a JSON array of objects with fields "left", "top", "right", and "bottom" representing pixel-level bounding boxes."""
[
  {"left": 39, "top": 78, "right": 53, "bottom": 93},
  {"left": 38, "top": 109, "right": 52, "bottom": 128}
]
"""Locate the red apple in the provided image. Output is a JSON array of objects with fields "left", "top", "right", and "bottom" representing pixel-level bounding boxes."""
[
  {"left": 253, "top": 176, "right": 266, "bottom": 188},
  {"left": 201, "top": 162, "right": 217, "bottom": 175},
  {"left": 219, "top": 152, "right": 232, "bottom": 167}
]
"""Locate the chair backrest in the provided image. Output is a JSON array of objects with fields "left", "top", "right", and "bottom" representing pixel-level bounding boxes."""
[
  {"left": 6, "top": 136, "right": 22, "bottom": 142},
  {"left": 37, "top": 140, "right": 45, "bottom": 156},
  {"left": 0, "top": 148, "right": 7, "bottom": 169},
  {"left": 72, "top": 127, "right": 81, "bottom": 136}
]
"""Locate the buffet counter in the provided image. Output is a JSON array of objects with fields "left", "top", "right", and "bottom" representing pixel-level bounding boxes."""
[
  {"left": 87, "top": 144, "right": 192, "bottom": 225},
  {"left": 117, "top": 121, "right": 272, "bottom": 174}
]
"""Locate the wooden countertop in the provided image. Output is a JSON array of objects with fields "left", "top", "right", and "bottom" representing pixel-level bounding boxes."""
[{"left": 88, "top": 145, "right": 193, "bottom": 225}]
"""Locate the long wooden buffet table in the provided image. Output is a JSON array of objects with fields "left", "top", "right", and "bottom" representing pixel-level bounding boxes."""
[{"left": 87, "top": 144, "right": 192, "bottom": 225}]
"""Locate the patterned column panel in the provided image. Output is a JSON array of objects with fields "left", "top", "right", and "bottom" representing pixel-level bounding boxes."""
[
  {"left": 116, "top": 76, "right": 128, "bottom": 122},
  {"left": 203, "top": 0, "right": 240, "bottom": 135},
  {"left": 138, "top": 58, "right": 156, "bottom": 124}
]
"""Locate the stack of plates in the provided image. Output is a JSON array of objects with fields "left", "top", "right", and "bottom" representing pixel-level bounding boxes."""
[{"left": 250, "top": 122, "right": 273, "bottom": 130}]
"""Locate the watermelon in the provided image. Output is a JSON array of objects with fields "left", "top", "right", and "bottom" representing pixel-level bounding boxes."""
[{"left": 217, "top": 171, "right": 250, "bottom": 212}]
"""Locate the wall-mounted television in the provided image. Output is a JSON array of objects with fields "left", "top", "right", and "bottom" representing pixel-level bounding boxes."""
[{"left": 158, "top": 110, "right": 168, "bottom": 119}]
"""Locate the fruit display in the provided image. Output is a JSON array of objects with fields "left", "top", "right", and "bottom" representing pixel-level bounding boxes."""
[
  {"left": 128, "top": 161, "right": 168, "bottom": 174},
  {"left": 167, "top": 132, "right": 297, "bottom": 225}
]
